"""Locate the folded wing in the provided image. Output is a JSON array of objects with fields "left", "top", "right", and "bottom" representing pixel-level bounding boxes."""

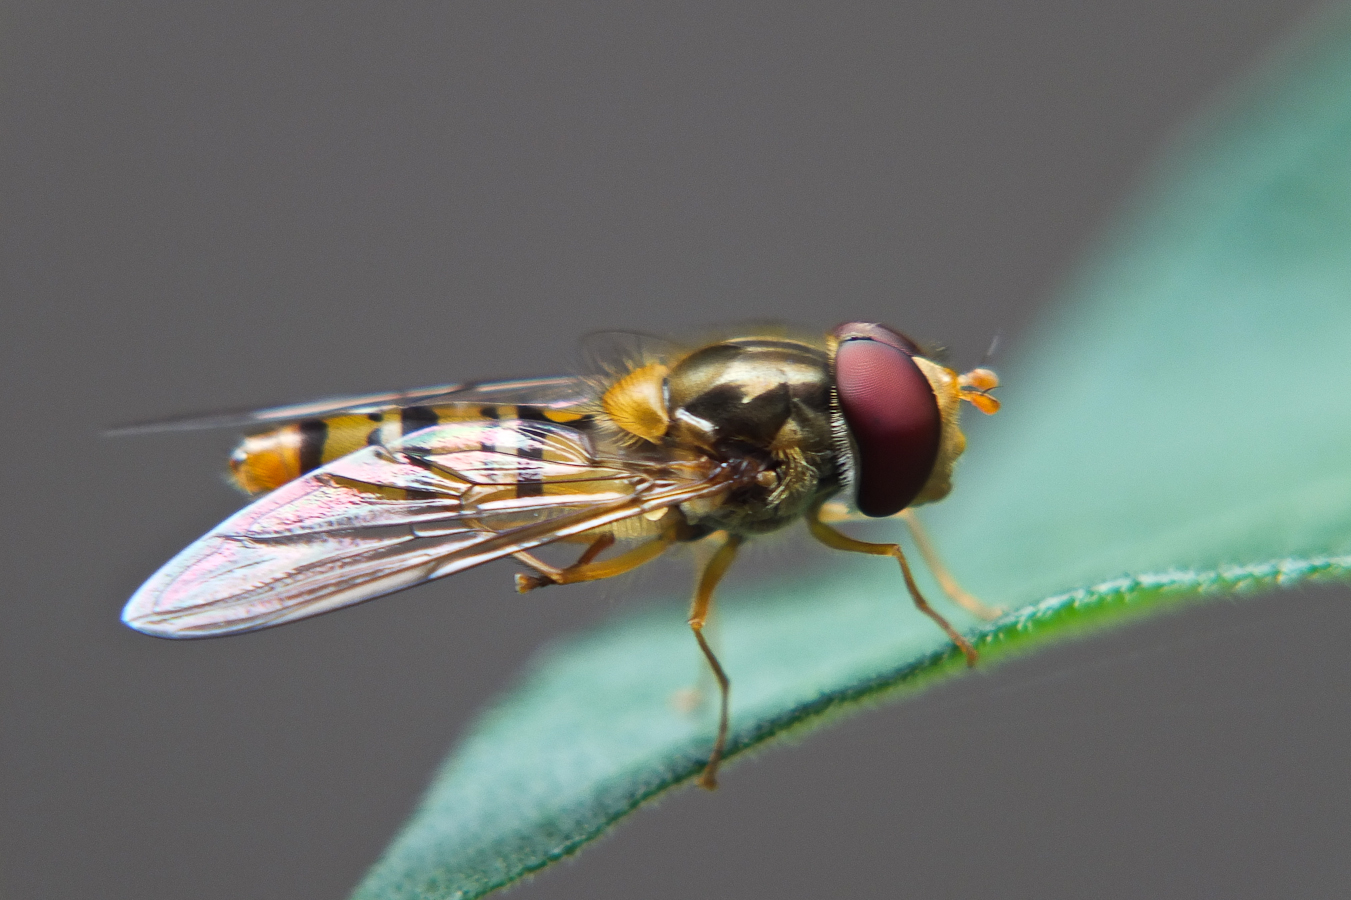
[
  {"left": 123, "top": 418, "right": 734, "bottom": 637},
  {"left": 107, "top": 376, "right": 591, "bottom": 435}
]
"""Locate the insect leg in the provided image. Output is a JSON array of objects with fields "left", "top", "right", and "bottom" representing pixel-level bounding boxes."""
[
  {"left": 513, "top": 533, "right": 616, "bottom": 591},
  {"left": 571, "top": 532, "right": 617, "bottom": 567},
  {"left": 687, "top": 532, "right": 744, "bottom": 791},
  {"left": 899, "top": 510, "right": 1003, "bottom": 620},
  {"left": 807, "top": 504, "right": 979, "bottom": 667},
  {"left": 513, "top": 529, "right": 673, "bottom": 592}
]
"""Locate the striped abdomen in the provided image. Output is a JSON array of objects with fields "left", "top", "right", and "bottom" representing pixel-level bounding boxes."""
[{"left": 228, "top": 403, "right": 589, "bottom": 495}]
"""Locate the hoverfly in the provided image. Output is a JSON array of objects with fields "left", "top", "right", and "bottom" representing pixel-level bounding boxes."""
[{"left": 121, "top": 322, "right": 1000, "bottom": 788}]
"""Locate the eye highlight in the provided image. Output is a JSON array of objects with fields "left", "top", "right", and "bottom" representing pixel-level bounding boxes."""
[{"left": 831, "top": 323, "right": 941, "bottom": 517}]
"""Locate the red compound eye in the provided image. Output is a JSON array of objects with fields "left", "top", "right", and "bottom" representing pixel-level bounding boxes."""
[{"left": 832, "top": 323, "right": 941, "bottom": 517}]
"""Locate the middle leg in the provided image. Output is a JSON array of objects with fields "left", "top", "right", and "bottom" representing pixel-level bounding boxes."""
[{"left": 687, "top": 532, "right": 744, "bottom": 791}]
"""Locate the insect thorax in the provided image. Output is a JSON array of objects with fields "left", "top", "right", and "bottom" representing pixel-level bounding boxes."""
[{"left": 604, "top": 336, "right": 844, "bottom": 536}]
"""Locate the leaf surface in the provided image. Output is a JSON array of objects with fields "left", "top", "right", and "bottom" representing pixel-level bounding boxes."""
[{"left": 353, "top": 10, "right": 1351, "bottom": 899}]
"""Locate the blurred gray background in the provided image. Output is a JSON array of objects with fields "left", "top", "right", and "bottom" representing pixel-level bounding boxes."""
[{"left": 5, "top": 2, "right": 1349, "bottom": 898}]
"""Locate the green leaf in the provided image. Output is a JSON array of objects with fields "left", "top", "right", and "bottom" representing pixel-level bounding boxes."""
[{"left": 353, "top": 10, "right": 1351, "bottom": 900}]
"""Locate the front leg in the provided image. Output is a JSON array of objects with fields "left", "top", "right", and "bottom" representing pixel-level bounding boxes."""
[{"left": 807, "top": 502, "right": 979, "bottom": 667}]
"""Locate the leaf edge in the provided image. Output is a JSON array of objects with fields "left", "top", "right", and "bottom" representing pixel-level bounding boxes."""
[{"left": 354, "top": 552, "right": 1351, "bottom": 900}]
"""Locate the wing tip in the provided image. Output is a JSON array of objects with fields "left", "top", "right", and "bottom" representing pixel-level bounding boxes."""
[
  {"left": 120, "top": 597, "right": 196, "bottom": 639},
  {"left": 121, "top": 582, "right": 234, "bottom": 639},
  {"left": 121, "top": 609, "right": 182, "bottom": 638}
]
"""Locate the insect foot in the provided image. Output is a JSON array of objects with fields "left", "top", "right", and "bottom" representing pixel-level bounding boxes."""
[{"left": 514, "top": 572, "right": 555, "bottom": 593}]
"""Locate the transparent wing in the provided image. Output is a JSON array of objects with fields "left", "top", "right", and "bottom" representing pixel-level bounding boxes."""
[
  {"left": 577, "top": 331, "right": 684, "bottom": 379},
  {"left": 107, "top": 376, "right": 591, "bottom": 435},
  {"left": 122, "top": 418, "right": 740, "bottom": 638}
]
